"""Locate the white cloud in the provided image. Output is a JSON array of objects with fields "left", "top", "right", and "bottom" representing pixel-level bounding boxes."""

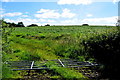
[
  {"left": 35, "top": 8, "right": 76, "bottom": 19},
  {"left": 112, "top": 0, "right": 119, "bottom": 4},
  {"left": 61, "top": 8, "right": 76, "bottom": 18},
  {"left": 4, "top": 18, "right": 37, "bottom": 26},
  {"left": 3, "top": 12, "right": 22, "bottom": 17},
  {"left": 4, "top": 19, "right": 16, "bottom": 23},
  {"left": 35, "top": 9, "right": 60, "bottom": 18},
  {"left": 86, "top": 14, "right": 93, "bottom": 17},
  {"left": 37, "top": 9, "right": 52, "bottom": 13},
  {"left": 57, "top": 0, "right": 92, "bottom": 5},
  {"left": 1, "top": 0, "right": 14, "bottom": 2},
  {"left": 47, "top": 20, "right": 55, "bottom": 23},
  {"left": 59, "top": 16, "right": 117, "bottom": 26},
  {"left": 5, "top": 16, "right": 117, "bottom": 26},
  {"left": 4, "top": 18, "right": 56, "bottom": 26},
  {"left": 60, "top": 18, "right": 80, "bottom": 25},
  {"left": 21, "top": 15, "right": 29, "bottom": 17},
  {"left": 38, "top": 19, "right": 46, "bottom": 22},
  {"left": 81, "top": 16, "right": 117, "bottom": 25}
]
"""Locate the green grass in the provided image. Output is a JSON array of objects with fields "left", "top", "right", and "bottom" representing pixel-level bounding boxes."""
[
  {"left": 45, "top": 61, "right": 87, "bottom": 79},
  {"left": 8, "top": 26, "right": 117, "bottom": 61},
  {"left": 2, "top": 25, "right": 119, "bottom": 79}
]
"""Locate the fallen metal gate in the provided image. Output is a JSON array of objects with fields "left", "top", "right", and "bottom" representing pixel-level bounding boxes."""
[{"left": 6, "top": 59, "right": 99, "bottom": 71}]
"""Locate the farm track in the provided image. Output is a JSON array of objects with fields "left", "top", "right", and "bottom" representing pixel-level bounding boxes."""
[{"left": 11, "top": 41, "right": 60, "bottom": 61}]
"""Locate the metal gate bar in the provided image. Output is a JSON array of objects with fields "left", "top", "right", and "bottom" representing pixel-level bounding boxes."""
[{"left": 6, "top": 59, "right": 99, "bottom": 71}]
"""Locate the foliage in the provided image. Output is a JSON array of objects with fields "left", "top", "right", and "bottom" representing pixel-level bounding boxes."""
[
  {"left": 2, "top": 63, "right": 22, "bottom": 79},
  {"left": 1, "top": 19, "right": 19, "bottom": 78},
  {"left": 16, "top": 22, "right": 25, "bottom": 27},
  {"left": 2, "top": 19, "right": 15, "bottom": 59},
  {"left": 82, "top": 24, "right": 89, "bottom": 26},
  {"left": 27, "top": 24, "right": 38, "bottom": 27},
  {"left": 82, "top": 30, "right": 120, "bottom": 79},
  {"left": 45, "top": 24, "right": 50, "bottom": 26}
]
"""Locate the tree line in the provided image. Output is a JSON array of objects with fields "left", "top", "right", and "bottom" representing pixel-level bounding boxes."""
[{"left": 0, "top": 19, "right": 39, "bottom": 27}]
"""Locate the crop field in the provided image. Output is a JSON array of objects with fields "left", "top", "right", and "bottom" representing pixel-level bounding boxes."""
[
  {"left": 2, "top": 25, "right": 120, "bottom": 79},
  {"left": 4, "top": 26, "right": 117, "bottom": 60}
]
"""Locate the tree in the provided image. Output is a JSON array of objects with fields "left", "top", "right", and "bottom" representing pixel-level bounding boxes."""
[
  {"left": 0, "top": 19, "right": 17, "bottom": 28},
  {"left": 82, "top": 24, "right": 89, "bottom": 26},
  {"left": 9, "top": 23, "right": 17, "bottom": 27},
  {"left": 4, "top": 22, "right": 17, "bottom": 27},
  {"left": 16, "top": 22, "right": 25, "bottom": 27},
  {"left": 45, "top": 24, "right": 50, "bottom": 26},
  {"left": 27, "top": 24, "right": 38, "bottom": 27},
  {"left": 116, "top": 20, "right": 120, "bottom": 26}
]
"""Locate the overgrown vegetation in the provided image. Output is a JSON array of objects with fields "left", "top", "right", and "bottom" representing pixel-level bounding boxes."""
[
  {"left": 2, "top": 19, "right": 120, "bottom": 79},
  {"left": 83, "top": 26, "right": 120, "bottom": 79}
]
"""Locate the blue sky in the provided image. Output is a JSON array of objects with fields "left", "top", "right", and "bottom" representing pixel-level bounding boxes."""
[{"left": 0, "top": 0, "right": 119, "bottom": 26}]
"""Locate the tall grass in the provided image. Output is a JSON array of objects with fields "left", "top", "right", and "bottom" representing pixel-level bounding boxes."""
[{"left": 3, "top": 25, "right": 118, "bottom": 79}]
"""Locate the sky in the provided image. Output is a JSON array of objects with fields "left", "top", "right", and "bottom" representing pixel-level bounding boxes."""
[{"left": 0, "top": 0, "right": 119, "bottom": 26}]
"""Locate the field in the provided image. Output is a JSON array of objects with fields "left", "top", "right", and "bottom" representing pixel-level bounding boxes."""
[{"left": 2, "top": 25, "right": 120, "bottom": 79}]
